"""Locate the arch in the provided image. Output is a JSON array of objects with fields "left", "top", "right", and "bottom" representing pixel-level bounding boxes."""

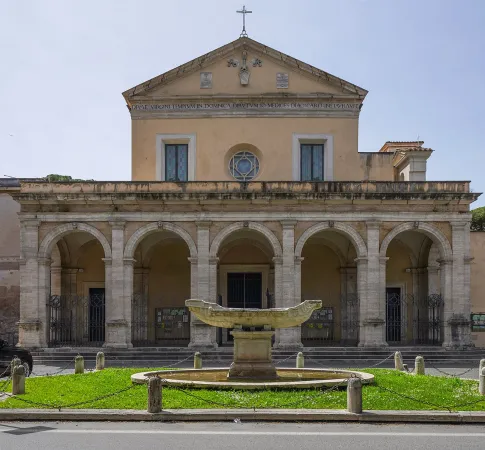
[
  {"left": 380, "top": 222, "right": 452, "bottom": 261},
  {"left": 295, "top": 222, "right": 367, "bottom": 258},
  {"left": 38, "top": 222, "right": 112, "bottom": 259},
  {"left": 209, "top": 222, "right": 283, "bottom": 258},
  {"left": 301, "top": 235, "right": 347, "bottom": 267},
  {"left": 124, "top": 222, "right": 197, "bottom": 259}
]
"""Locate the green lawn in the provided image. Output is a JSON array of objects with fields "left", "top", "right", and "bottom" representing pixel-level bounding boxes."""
[{"left": 0, "top": 368, "right": 484, "bottom": 411}]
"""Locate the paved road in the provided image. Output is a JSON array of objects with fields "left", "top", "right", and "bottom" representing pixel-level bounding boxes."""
[{"left": 1, "top": 422, "right": 484, "bottom": 449}]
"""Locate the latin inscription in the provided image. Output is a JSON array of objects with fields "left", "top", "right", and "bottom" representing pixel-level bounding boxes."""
[{"left": 132, "top": 102, "right": 360, "bottom": 111}]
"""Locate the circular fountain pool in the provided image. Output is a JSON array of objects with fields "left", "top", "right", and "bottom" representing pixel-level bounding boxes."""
[{"left": 131, "top": 368, "right": 374, "bottom": 390}]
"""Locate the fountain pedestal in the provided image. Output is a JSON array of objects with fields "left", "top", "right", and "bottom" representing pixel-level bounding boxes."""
[{"left": 228, "top": 330, "right": 277, "bottom": 380}]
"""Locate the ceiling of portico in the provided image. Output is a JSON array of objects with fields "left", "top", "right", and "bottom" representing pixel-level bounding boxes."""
[
  {"left": 304, "top": 230, "right": 358, "bottom": 266},
  {"left": 387, "top": 230, "right": 432, "bottom": 267}
]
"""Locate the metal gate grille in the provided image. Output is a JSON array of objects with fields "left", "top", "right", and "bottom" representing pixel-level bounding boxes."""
[
  {"left": 301, "top": 294, "right": 359, "bottom": 346},
  {"left": 385, "top": 292, "right": 443, "bottom": 345},
  {"left": 47, "top": 293, "right": 105, "bottom": 347},
  {"left": 131, "top": 294, "right": 190, "bottom": 347}
]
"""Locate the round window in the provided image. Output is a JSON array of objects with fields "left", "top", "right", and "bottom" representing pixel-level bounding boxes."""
[{"left": 229, "top": 151, "right": 260, "bottom": 181}]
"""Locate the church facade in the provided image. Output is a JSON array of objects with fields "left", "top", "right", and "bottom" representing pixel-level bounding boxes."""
[{"left": 1, "top": 37, "right": 482, "bottom": 350}]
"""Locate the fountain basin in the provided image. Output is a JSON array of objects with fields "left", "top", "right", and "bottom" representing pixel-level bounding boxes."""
[{"left": 131, "top": 368, "right": 374, "bottom": 390}]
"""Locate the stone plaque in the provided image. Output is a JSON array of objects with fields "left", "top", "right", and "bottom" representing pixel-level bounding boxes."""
[
  {"left": 276, "top": 72, "right": 289, "bottom": 89},
  {"left": 200, "top": 72, "right": 212, "bottom": 89}
]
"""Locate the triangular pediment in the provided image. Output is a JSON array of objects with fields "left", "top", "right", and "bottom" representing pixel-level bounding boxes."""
[{"left": 122, "top": 37, "right": 367, "bottom": 104}]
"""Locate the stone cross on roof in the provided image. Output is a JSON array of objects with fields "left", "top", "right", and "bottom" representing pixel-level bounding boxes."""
[{"left": 237, "top": 5, "right": 252, "bottom": 37}]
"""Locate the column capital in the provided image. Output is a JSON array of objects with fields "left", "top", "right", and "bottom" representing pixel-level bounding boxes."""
[
  {"left": 365, "top": 221, "right": 381, "bottom": 230},
  {"left": 437, "top": 258, "right": 453, "bottom": 266},
  {"left": 102, "top": 258, "right": 112, "bottom": 266},
  {"left": 209, "top": 257, "right": 219, "bottom": 265},
  {"left": 354, "top": 256, "right": 368, "bottom": 264},
  {"left": 123, "top": 257, "right": 136, "bottom": 266},
  {"left": 62, "top": 267, "right": 82, "bottom": 274},
  {"left": 280, "top": 220, "right": 297, "bottom": 228},
  {"left": 379, "top": 256, "right": 389, "bottom": 264},
  {"left": 464, "top": 256, "right": 474, "bottom": 265},
  {"left": 50, "top": 266, "right": 62, "bottom": 274},
  {"left": 272, "top": 256, "right": 283, "bottom": 265},
  {"left": 21, "top": 219, "right": 40, "bottom": 228},
  {"left": 450, "top": 221, "right": 469, "bottom": 229},
  {"left": 109, "top": 220, "right": 126, "bottom": 230},
  {"left": 37, "top": 257, "right": 52, "bottom": 266},
  {"left": 294, "top": 256, "right": 304, "bottom": 264},
  {"left": 195, "top": 221, "right": 212, "bottom": 229},
  {"left": 188, "top": 257, "right": 198, "bottom": 265}
]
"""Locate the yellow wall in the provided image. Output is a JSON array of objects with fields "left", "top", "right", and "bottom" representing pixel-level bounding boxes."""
[
  {"left": 76, "top": 242, "right": 105, "bottom": 294},
  {"left": 471, "top": 232, "right": 485, "bottom": 347},
  {"left": 132, "top": 116, "right": 362, "bottom": 181},
  {"left": 301, "top": 243, "right": 341, "bottom": 340}
]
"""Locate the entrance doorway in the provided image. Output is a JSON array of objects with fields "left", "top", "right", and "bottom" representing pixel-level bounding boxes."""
[
  {"left": 386, "top": 287, "right": 403, "bottom": 343},
  {"left": 88, "top": 288, "right": 105, "bottom": 344},
  {"left": 226, "top": 272, "right": 262, "bottom": 342},
  {"left": 227, "top": 272, "right": 263, "bottom": 309}
]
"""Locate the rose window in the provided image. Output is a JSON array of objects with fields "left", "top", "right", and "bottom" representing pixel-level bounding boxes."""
[{"left": 229, "top": 151, "right": 260, "bottom": 181}]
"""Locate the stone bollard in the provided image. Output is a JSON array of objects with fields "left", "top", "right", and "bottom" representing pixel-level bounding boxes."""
[
  {"left": 96, "top": 352, "right": 105, "bottom": 371},
  {"left": 479, "top": 359, "right": 485, "bottom": 377},
  {"left": 194, "top": 352, "right": 202, "bottom": 369},
  {"left": 414, "top": 356, "right": 425, "bottom": 375},
  {"left": 347, "top": 377, "right": 363, "bottom": 414},
  {"left": 10, "top": 357, "right": 21, "bottom": 374},
  {"left": 480, "top": 368, "right": 485, "bottom": 396},
  {"left": 147, "top": 376, "right": 162, "bottom": 413},
  {"left": 12, "top": 364, "right": 25, "bottom": 395},
  {"left": 74, "top": 355, "right": 84, "bottom": 374},
  {"left": 394, "top": 351, "right": 404, "bottom": 371},
  {"left": 296, "top": 352, "right": 304, "bottom": 369}
]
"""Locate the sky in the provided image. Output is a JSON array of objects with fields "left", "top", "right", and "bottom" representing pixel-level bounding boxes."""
[{"left": 1, "top": 0, "right": 484, "bottom": 206}]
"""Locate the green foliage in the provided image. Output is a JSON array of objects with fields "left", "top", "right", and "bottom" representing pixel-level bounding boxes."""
[
  {"left": 1, "top": 368, "right": 484, "bottom": 411},
  {"left": 44, "top": 174, "right": 94, "bottom": 182},
  {"left": 471, "top": 206, "right": 485, "bottom": 232}
]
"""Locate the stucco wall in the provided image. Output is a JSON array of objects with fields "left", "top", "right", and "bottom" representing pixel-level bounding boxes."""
[
  {"left": 132, "top": 116, "right": 363, "bottom": 182},
  {"left": 471, "top": 232, "right": 485, "bottom": 348}
]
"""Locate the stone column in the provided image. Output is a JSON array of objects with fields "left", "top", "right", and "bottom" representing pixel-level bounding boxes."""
[
  {"left": 104, "top": 221, "right": 131, "bottom": 348},
  {"left": 274, "top": 220, "right": 301, "bottom": 349},
  {"left": 440, "top": 258, "right": 453, "bottom": 348},
  {"left": 189, "top": 221, "right": 217, "bottom": 348},
  {"left": 18, "top": 220, "right": 46, "bottom": 348},
  {"left": 447, "top": 221, "right": 473, "bottom": 348},
  {"left": 358, "top": 221, "right": 387, "bottom": 347}
]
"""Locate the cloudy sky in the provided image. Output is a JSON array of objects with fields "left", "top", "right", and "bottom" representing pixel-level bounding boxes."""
[{"left": 1, "top": 0, "right": 484, "bottom": 206}]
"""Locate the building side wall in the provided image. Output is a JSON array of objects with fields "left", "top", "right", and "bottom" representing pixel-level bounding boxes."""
[
  {"left": 0, "top": 195, "right": 20, "bottom": 341},
  {"left": 471, "top": 232, "right": 485, "bottom": 347}
]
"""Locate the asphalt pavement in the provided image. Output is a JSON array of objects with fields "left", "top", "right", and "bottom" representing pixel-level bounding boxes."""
[{"left": 1, "top": 422, "right": 485, "bottom": 450}]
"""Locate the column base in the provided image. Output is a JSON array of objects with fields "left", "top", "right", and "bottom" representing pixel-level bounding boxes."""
[
  {"left": 228, "top": 330, "right": 277, "bottom": 380},
  {"left": 189, "top": 322, "right": 218, "bottom": 349},
  {"left": 17, "top": 320, "right": 46, "bottom": 349},
  {"left": 444, "top": 316, "right": 474, "bottom": 349},
  {"left": 358, "top": 318, "right": 388, "bottom": 348},
  {"left": 104, "top": 320, "right": 132, "bottom": 349},
  {"left": 273, "top": 327, "right": 302, "bottom": 350}
]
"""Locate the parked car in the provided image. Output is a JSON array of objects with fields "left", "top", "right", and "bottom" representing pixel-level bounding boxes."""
[{"left": 0, "top": 339, "right": 33, "bottom": 377}]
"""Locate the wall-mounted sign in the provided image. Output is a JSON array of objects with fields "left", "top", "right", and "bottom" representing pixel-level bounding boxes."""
[
  {"left": 276, "top": 72, "right": 289, "bottom": 89},
  {"left": 200, "top": 72, "right": 212, "bottom": 89},
  {"left": 471, "top": 313, "right": 485, "bottom": 331}
]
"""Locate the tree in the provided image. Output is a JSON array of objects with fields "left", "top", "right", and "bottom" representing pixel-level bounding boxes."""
[
  {"left": 44, "top": 174, "right": 94, "bottom": 182},
  {"left": 471, "top": 206, "right": 485, "bottom": 232}
]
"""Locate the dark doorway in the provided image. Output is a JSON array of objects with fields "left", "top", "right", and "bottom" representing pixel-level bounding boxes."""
[
  {"left": 226, "top": 273, "right": 262, "bottom": 342},
  {"left": 88, "top": 288, "right": 105, "bottom": 344},
  {"left": 227, "top": 272, "right": 263, "bottom": 309},
  {"left": 386, "top": 287, "right": 402, "bottom": 343}
]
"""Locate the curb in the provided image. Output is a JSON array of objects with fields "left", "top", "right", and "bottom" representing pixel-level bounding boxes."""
[{"left": 1, "top": 408, "right": 485, "bottom": 423}]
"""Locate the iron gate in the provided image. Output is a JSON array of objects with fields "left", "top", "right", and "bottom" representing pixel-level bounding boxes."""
[
  {"left": 47, "top": 292, "right": 105, "bottom": 347},
  {"left": 385, "top": 292, "right": 443, "bottom": 345},
  {"left": 131, "top": 294, "right": 190, "bottom": 346},
  {"left": 301, "top": 294, "right": 360, "bottom": 346}
]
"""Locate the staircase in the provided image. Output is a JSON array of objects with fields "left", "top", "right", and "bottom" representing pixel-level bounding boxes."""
[{"left": 31, "top": 347, "right": 485, "bottom": 369}]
